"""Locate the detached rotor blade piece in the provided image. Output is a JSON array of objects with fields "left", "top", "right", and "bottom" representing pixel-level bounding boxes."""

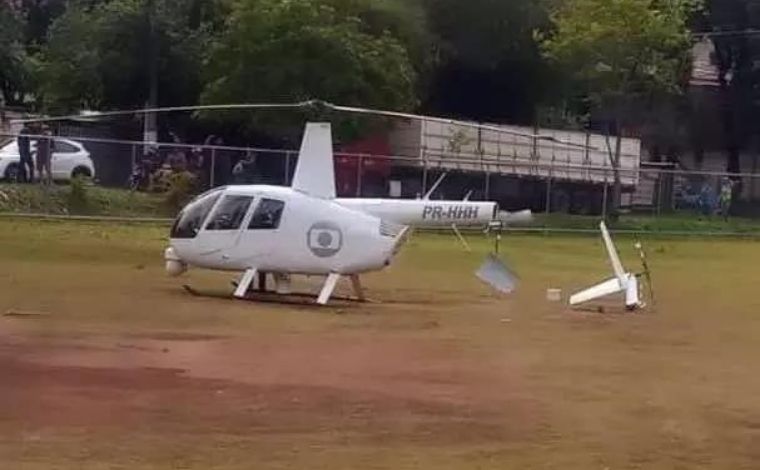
[
  {"left": 636, "top": 241, "right": 655, "bottom": 305},
  {"left": 569, "top": 277, "right": 625, "bottom": 306},
  {"left": 600, "top": 221, "right": 626, "bottom": 284},
  {"left": 451, "top": 224, "right": 471, "bottom": 252},
  {"left": 476, "top": 254, "right": 518, "bottom": 295},
  {"left": 647, "top": 273, "right": 655, "bottom": 306},
  {"left": 391, "top": 226, "right": 412, "bottom": 256}
]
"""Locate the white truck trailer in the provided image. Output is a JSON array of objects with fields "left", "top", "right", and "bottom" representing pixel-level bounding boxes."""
[{"left": 387, "top": 119, "right": 643, "bottom": 214}]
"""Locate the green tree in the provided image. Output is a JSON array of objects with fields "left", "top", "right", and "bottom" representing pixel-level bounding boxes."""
[
  {"left": 17, "top": 0, "right": 67, "bottom": 47},
  {"left": 326, "top": 0, "right": 433, "bottom": 87},
  {"left": 37, "top": 0, "right": 218, "bottom": 112},
  {"left": 541, "top": 0, "right": 700, "bottom": 217},
  {"left": 703, "top": 0, "right": 760, "bottom": 176},
  {"left": 200, "top": 0, "right": 417, "bottom": 138},
  {"left": 0, "top": 2, "right": 28, "bottom": 106},
  {"left": 422, "top": 0, "right": 554, "bottom": 123}
]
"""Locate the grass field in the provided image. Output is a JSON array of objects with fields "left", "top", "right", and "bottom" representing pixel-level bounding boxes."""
[
  {"left": 5, "top": 182, "right": 760, "bottom": 235},
  {"left": 2, "top": 219, "right": 760, "bottom": 469},
  {"left": 0, "top": 183, "right": 166, "bottom": 217}
]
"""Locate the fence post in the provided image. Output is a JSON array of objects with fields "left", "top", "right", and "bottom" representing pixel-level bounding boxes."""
[
  {"left": 545, "top": 173, "right": 553, "bottom": 216},
  {"left": 602, "top": 172, "right": 609, "bottom": 220},
  {"left": 210, "top": 148, "right": 216, "bottom": 189},
  {"left": 285, "top": 151, "right": 291, "bottom": 185},
  {"left": 127, "top": 143, "right": 136, "bottom": 189},
  {"left": 656, "top": 170, "right": 663, "bottom": 217},
  {"left": 484, "top": 169, "right": 491, "bottom": 200},
  {"left": 356, "top": 154, "right": 363, "bottom": 197},
  {"left": 421, "top": 154, "right": 429, "bottom": 196}
]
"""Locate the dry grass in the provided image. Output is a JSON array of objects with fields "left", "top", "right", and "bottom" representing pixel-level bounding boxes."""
[{"left": 2, "top": 219, "right": 760, "bottom": 469}]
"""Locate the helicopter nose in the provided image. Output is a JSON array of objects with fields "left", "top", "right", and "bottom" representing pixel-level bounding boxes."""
[{"left": 164, "top": 246, "right": 187, "bottom": 277}]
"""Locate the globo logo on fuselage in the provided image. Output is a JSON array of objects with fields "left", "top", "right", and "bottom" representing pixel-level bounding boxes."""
[{"left": 307, "top": 221, "right": 343, "bottom": 258}]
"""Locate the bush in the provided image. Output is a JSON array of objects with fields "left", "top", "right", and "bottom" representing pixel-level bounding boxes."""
[
  {"left": 163, "top": 171, "right": 199, "bottom": 215},
  {"left": 66, "top": 176, "right": 90, "bottom": 214}
]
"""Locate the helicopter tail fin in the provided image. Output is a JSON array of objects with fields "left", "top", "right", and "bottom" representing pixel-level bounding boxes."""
[{"left": 291, "top": 122, "right": 336, "bottom": 199}]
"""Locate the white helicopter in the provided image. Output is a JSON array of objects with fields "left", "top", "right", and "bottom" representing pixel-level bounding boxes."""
[
  {"left": 568, "top": 221, "right": 654, "bottom": 311},
  {"left": 15, "top": 100, "right": 596, "bottom": 306},
  {"left": 164, "top": 121, "right": 532, "bottom": 305}
]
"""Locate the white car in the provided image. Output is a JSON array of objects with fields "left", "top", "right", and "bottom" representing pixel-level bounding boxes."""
[{"left": 0, "top": 138, "right": 96, "bottom": 182}]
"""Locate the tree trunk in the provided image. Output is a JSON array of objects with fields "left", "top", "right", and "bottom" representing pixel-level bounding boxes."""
[
  {"left": 0, "top": 78, "right": 12, "bottom": 107},
  {"left": 143, "top": 0, "right": 159, "bottom": 153},
  {"left": 610, "top": 132, "right": 623, "bottom": 221},
  {"left": 603, "top": 121, "right": 623, "bottom": 221}
]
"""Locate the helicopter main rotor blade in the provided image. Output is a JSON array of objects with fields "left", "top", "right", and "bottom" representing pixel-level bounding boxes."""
[
  {"left": 13, "top": 99, "right": 599, "bottom": 151},
  {"left": 11, "top": 101, "right": 316, "bottom": 124},
  {"left": 324, "top": 102, "right": 597, "bottom": 150}
]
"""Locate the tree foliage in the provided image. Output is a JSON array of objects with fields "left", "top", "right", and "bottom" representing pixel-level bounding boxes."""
[
  {"left": 37, "top": 0, "right": 217, "bottom": 112},
  {"left": 201, "top": 0, "right": 416, "bottom": 111},
  {"left": 702, "top": 0, "right": 760, "bottom": 173},
  {"left": 542, "top": 0, "right": 699, "bottom": 112},
  {"left": 541, "top": 0, "right": 700, "bottom": 216},
  {"left": 422, "top": 0, "right": 554, "bottom": 123},
  {"left": 199, "top": 0, "right": 417, "bottom": 139},
  {"left": 0, "top": 2, "right": 28, "bottom": 105},
  {"left": 4, "top": 0, "right": 718, "bottom": 157},
  {"left": 12, "top": 0, "right": 596, "bottom": 129},
  {"left": 326, "top": 0, "right": 432, "bottom": 75},
  {"left": 16, "top": 0, "right": 67, "bottom": 47}
]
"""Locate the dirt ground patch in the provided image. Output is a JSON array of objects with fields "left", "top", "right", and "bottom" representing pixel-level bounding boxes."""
[
  {"left": 2, "top": 220, "right": 760, "bottom": 469},
  {"left": 0, "top": 323, "right": 541, "bottom": 470}
]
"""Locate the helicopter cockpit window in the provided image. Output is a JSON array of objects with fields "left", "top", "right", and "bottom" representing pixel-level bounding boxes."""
[
  {"left": 170, "top": 190, "right": 222, "bottom": 239},
  {"left": 249, "top": 198, "right": 285, "bottom": 230},
  {"left": 205, "top": 195, "right": 254, "bottom": 231}
]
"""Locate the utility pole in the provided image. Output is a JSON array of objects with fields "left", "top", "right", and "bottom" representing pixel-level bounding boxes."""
[{"left": 143, "top": 0, "right": 159, "bottom": 151}]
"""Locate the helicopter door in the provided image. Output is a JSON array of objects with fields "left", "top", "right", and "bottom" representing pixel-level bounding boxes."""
[
  {"left": 196, "top": 194, "right": 254, "bottom": 266},
  {"left": 232, "top": 197, "right": 287, "bottom": 268}
]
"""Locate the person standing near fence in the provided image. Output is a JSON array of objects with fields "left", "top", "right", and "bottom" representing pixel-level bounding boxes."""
[
  {"left": 232, "top": 151, "right": 257, "bottom": 184},
  {"left": 35, "top": 126, "right": 53, "bottom": 185},
  {"left": 206, "top": 136, "right": 231, "bottom": 187},
  {"left": 17, "top": 123, "right": 34, "bottom": 183},
  {"left": 719, "top": 177, "right": 734, "bottom": 221}
]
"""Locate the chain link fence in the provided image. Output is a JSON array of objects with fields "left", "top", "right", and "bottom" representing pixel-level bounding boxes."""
[{"left": 1, "top": 131, "right": 759, "bottom": 234}]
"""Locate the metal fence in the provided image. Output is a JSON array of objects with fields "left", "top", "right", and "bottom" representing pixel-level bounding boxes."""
[{"left": 1, "top": 132, "right": 760, "bottom": 233}]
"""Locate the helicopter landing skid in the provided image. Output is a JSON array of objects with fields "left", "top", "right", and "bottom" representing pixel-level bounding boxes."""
[{"left": 181, "top": 284, "right": 376, "bottom": 306}]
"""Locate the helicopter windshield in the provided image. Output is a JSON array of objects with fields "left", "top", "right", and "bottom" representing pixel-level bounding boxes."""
[{"left": 170, "top": 189, "right": 223, "bottom": 239}]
